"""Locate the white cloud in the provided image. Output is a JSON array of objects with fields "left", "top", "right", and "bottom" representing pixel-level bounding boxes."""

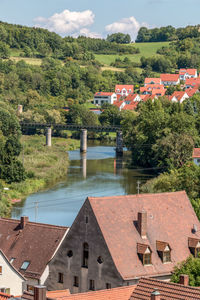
[
  {"left": 34, "top": 9, "right": 95, "bottom": 36},
  {"left": 79, "top": 28, "right": 102, "bottom": 39},
  {"left": 105, "top": 16, "right": 148, "bottom": 41}
]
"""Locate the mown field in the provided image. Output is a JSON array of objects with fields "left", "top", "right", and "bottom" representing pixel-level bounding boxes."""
[{"left": 95, "top": 41, "right": 170, "bottom": 66}]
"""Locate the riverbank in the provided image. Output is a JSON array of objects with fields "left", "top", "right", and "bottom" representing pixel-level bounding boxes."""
[{"left": 2, "top": 135, "right": 80, "bottom": 217}]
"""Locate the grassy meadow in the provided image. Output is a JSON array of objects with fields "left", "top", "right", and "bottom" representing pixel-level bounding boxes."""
[
  {"left": 95, "top": 41, "right": 170, "bottom": 66},
  {"left": 5, "top": 135, "right": 80, "bottom": 208}
]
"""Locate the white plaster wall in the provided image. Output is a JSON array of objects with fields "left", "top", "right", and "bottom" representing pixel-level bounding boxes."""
[
  {"left": 0, "top": 255, "right": 25, "bottom": 295},
  {"left": 40, "top": 265, "right": 49, "bottom": 285}
]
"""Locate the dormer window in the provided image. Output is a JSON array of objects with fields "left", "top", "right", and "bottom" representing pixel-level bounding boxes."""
[
  {"left": 21, "top": 261, "right": 30, "bottom": 270},
  {"left": 137, "top": 243, "right": 152, "bottom": 265},
  {"left": 188, "top": 238, "right": 200, "bottom": 257},
  {"left": 156, "top": 241, "right": 171, "bottom": 263}
]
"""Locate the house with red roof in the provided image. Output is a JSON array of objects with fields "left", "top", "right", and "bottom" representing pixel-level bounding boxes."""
[
  {"left": 160, "top": 74, "right": 180, "bottom": 86},
  {"left": 185, "top": 87, "right": 199, "bottom": 97},
  {"left": 140, "top": 85, "right": 166, "bottom": 97},
  {"left": 115, "top": 85, "right": 134, "bottom": 97},
  {"left": 0, "top": 217, "right": 68, "bottom": 294},
  {"left": 179, "top": 68, "right": 197, "bottom": 81},
  {"left": 185, "top": 78, "right": 200, "bottom": 89},
  {"left": 46, "top": 191, "right": 200, "bottom": 294},
  {"left": 144, "top": 78, "right": 161, "bottom": 86},
  {"left": 192, "top": 148, "right": 200, "bottom": 166},
  {"left": 124, "top": 94, "right": 141, "bottom": 104},
  {"left": 94, "top": 92, "right": 117, "bottom": 106},
  {"left": 170, "top": 91, "right": 189, "bottom": 103}
]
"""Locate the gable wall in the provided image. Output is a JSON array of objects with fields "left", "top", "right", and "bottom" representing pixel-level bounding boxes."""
[{"left": 45, "top": 199, "right": 123, "bottom": 293}]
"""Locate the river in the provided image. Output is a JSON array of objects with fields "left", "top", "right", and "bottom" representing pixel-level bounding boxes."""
[{"left": 12, "top": 141, "right": 153, "bottom": 226}]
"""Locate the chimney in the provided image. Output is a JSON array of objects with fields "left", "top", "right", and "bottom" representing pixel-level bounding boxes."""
[
  {"left": 179, "top": 274, "right": 189, "bottom": 286},
  {"left": 151, "top": 289, "right": 160, "bottom": 300},
  {"left": 20, "top": 216, "right": 29, "bottom": 229},
  {"left": 34, "top": 286, "right": 46, "bottom": 300},
  {"left": 138, "top": 211, "right": 147, "bottom": 239}
]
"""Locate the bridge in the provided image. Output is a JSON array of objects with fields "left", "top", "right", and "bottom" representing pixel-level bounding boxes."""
[{"left": 20, "top": 122, "right": 123, "bottom": 155}]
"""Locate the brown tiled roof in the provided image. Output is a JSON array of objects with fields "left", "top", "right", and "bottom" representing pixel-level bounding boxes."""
[
  {"left": 0, "top": 218, "right": 68, "bottom": 280},
  {"left": 56, "top": 286, "right": 135, "bottom": 300},
  {"left": 156, "top": 241, "right": 170, "bottom": 252},
  {"left": 137, "top": 243, "right": 151, "bottom": 254},
  {"left": 193, "top": 148, "right": 200, "bottom": 158},
  {"left": 87, "top": 191, "right": 200, "bottom": 280},
  {"left": 130, "top": 277, "right": 200, "bottom": 299},
  {"left": 188, "top": 237, "right": 200, "bottom": 248}
]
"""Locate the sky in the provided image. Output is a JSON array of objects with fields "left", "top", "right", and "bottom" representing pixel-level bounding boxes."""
[{"left": 0, "top": 0, "right": 200, "bottom": 40}]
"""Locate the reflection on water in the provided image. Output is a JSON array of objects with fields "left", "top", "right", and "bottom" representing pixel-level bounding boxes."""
[{"left": 12, "top": 141, "right": 153, "bottom": 226}]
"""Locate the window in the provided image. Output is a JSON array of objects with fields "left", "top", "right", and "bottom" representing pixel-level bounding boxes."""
[
  {"left": 67, "top": 250, "right": 73, "bottom": 258},
  {"left": 97, "top": 256, "right": 103, "bottom": 264},
  {"left": 82, "top": 243, "right": 89, "bottom": 268},
  {"left": 0, "top": 266, "right": 2, "bottom": 274},
  {"left": 106, "top": 283, "right": 111, "bottom": 289},
  {"left": 163, "top": 250, "right": 171, "bottom": 263},
  {"left": 85, "top": 216, "right": 89, "bottom": 224},
  {"left": 20, "top": 261, "right": 30, "bottom": 270},
  {"left": 143, "top": 253, "right": 151, "bottom": 265},
  {"left": 74, "top": 276, "right": 79, "bottom": 287},
  {"left": 89, "top": 279, "right": 95, "bottom": 291},
  {"left": 58, "top": 272, "right": 64, "bottom": 283}
]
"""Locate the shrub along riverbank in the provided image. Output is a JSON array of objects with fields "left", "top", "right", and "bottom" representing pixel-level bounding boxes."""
[{"left": 1, "top": 135, "right": 80, "bottom": 217}]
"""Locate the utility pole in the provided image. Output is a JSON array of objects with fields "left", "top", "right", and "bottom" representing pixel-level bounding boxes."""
[
  {"left": 34, "top": 201, "right": 38, "bottom": 222},
  {"left": 137, "top": 180, "right": 141, "bottom": 194}
]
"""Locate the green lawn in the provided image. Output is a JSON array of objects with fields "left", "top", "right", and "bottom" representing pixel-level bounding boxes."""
[{"left": 95, "top": 41, "right": 170, "bottom": 66}]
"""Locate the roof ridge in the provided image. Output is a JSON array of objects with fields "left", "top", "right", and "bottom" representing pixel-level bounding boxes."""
[{"left": 0, "top": 218, "right": 68, "bottom": 230}]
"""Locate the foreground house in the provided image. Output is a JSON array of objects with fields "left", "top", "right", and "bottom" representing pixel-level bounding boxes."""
[
  {"left": 179, "top": 68, "right": 197, "bottom": 80},
  {"left": 94, "top": 92, "right": 117, "bottom": 105},
  {"left": 170, "top": 91, "right": 189, "bottom": 103},
  {"left": 45, "top": 191, "right": 200, "bottom": 293},
  {"left": 0, "top": 217, "right": 68, "bottom": 293},
  {"left": 185, "top": 77, "right": 200, "bottom": 89}
]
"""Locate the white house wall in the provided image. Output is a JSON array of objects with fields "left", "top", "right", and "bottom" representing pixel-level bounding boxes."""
[{"left": 0, "top": 254, "right": 25, "bottom": 295}]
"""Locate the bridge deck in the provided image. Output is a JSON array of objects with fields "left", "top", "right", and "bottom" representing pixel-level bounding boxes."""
[{"left": 20, "top": 122, "right": 121, "bottom": 133}]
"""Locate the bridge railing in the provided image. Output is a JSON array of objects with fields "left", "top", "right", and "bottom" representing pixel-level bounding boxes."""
[{"left": 20, "top": 122, "right": 122, "bottom": 133}]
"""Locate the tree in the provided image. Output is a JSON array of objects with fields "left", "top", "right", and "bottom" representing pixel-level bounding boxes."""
[
  {"left": 0, "top": 41, "right": 10, "bottom": 59},
  {"left": 106, "top": 33, "right": 131, "bottom": 44},
  {"left": 171, "top": 256, "right": 200, "bottom": 286}
]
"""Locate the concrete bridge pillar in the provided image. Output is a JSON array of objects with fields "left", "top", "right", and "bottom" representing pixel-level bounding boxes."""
[
  {"left": 46, "top": 127, "right": 52, "bottom": 147},
  {"left": 116, "top": 131, "right": 123, "bottom": 156},
  {"left": 80, "top": 129, "right": 87, "bottom": 153}
]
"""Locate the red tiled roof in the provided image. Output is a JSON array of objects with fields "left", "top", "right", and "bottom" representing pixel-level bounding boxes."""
[
  {"left": 151, "top": 89, "right": 166, "bottom": 96},
  {"left": 0, "top": 292, "right": 11, "bottom": 300},
  {"left": 56, "top": 286, "right": 135, "bottom": 300},
  {"left": 144, "top": 78, "right": 161, "bottom": 85},
  {"left": 179, "top": 68, "right": 197, "bottom": 76},
  {"left": 160, "top": 74, "right": 180, "bottom": 82},
  {"left": 185, "top": 88, "right": 199, "bottom": 97},
  {"left": 115, "top": 85, "right": 134, "bottom": 93},
  {"left": 0, "top": 218, "right": 68, "bottom": 280},
  {"left": 171, "top": 91, "right": 187, "bottom": 101},
  {"left": 87, "top": 191, "right": 200, "bottom": 280},
  {"left": 124, "top": 94, "right": 139, "bottom": 101},
  {"left": 122, "top": 103, "right": 138, "bottom": 110},
  {"left": 47, "top": 290, "right": 71, "bottom": 298},
  {"left": 113, "top": 101, "right": 124, "bottom": 108},
  {"left": 185, "top": 78, "right": 200, "bottom": 87},
  {"left": 130, "top": 277, "right": 200, "bottom": 299},
  {"left": 94, "top": 92, "right": 115, "bottom": 96},
  {"left": 193, "top": 148, "right": 200, "bottom": 158}
]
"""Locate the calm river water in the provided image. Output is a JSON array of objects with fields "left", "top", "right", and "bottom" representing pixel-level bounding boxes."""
[{"left": 12, "top": 141, "right": 153, "bottom": 226}]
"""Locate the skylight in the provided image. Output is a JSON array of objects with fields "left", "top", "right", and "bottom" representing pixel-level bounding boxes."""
[{"left": 20, "top": 261, "right": 30, "bottom": 270}]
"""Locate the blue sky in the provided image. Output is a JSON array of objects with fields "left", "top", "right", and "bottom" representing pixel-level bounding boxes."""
[{"left": 0, "top": 0, "right": 200, "bottom": 40}]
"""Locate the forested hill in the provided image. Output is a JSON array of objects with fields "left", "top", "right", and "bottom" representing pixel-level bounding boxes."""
[
  {"left": 0, "top": 21, "right": 139, "bottom": 60},
  {"left": 136, "top": 25, "right": 200, "bottom": 42}
]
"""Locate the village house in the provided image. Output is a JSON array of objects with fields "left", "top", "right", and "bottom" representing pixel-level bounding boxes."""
[
  {"left": 0, "top": 249, "right": 25, "bottom": 295},
  {"left": 192, "top": 148, "right": 200, "bottom": 166},
  {"left": 170, "top": 91, "right": 189, "bottom": 103},
  {"left": 185, "top": 77, "right": 200, "bottom": 89},
  {"left": 115, "top": 85, "right": 134, "bottom": 97},
  {"left": 0, "top": 217, "right": 68, "bottom": 294},
  {"left": 93, "top": 92, "right": 117, "bottom": 106},
  {"left": 185, "top": 87, "right": 199, "bottom": 97},
  {"left": 179, "top": 68, "right": 197, "bottom": 81},
  {"left": 144, "top": 78, "right": 161, "bottom": 86},
  {"left": 160, "top": 74, "right": 180, "bottom": 86},
  {"left": 45, "top": 191, "right": 200, "bottom": 294}
]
